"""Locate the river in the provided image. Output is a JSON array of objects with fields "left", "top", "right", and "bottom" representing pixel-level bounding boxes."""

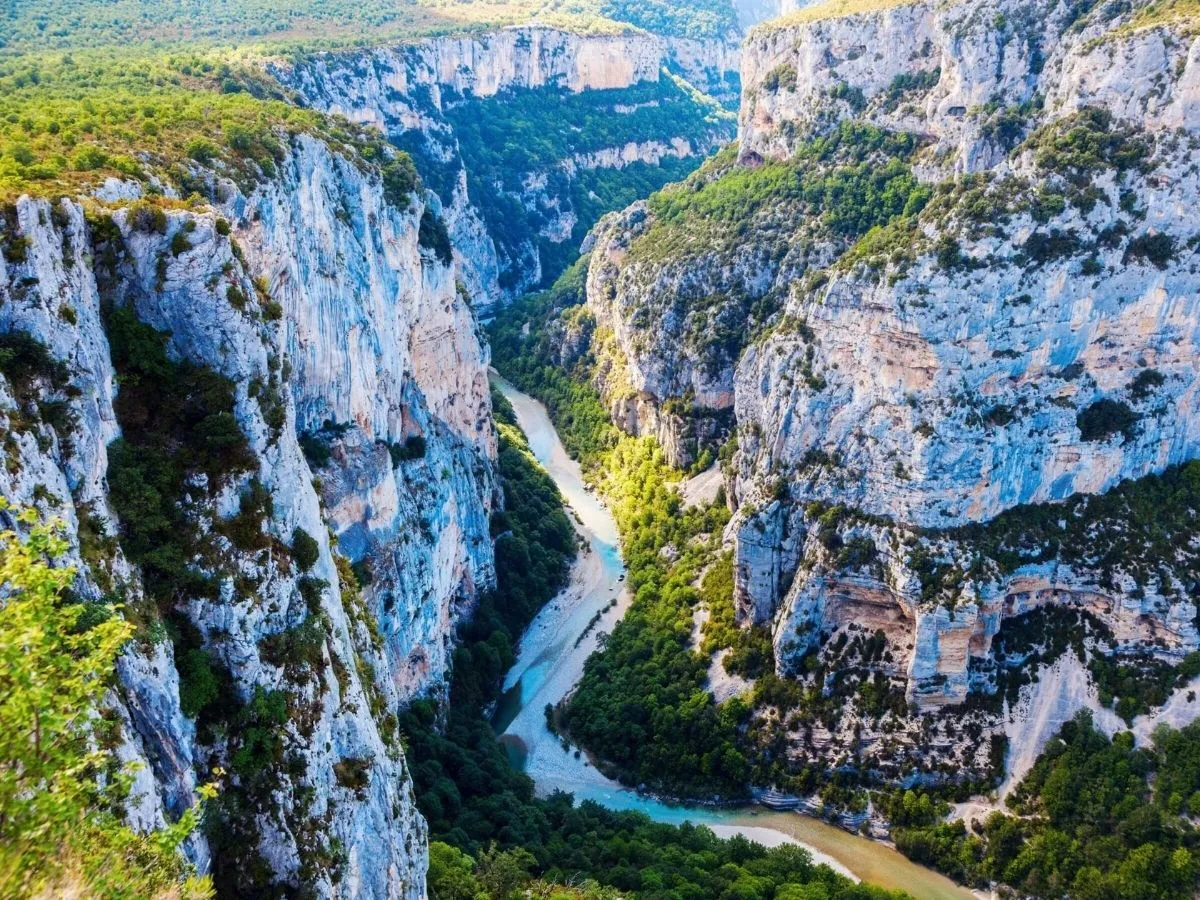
[{"left": 491, "top": 374, "right": 975, "bottom": 900}]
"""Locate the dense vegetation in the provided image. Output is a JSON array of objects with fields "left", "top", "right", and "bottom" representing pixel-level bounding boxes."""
[
  {"left": 0, "top": 0, "right": 738, "bottom": 55},
  {"left": 0, "top": 507, "right": 212, "bottom": 897},
  {"left": 403, "top": 76, "right": 731, "bottom": 290},
  {"left": 399, "top": 390, "right": 907, "bottom": 898},
  {"left": 945, "top": 459, "right": 1200, "bottom": 601},
  {"left": 559, "top": 439, "right": 747, "bottom": 796},
  {"left": 637, "top": 122, "right": 929, "bottom": 261},
  {"left": 0, "top": 51, "right": 409, "bottom": 201},
  {"left": 894, "top": 713, "right": 1200, "bottom": 899},
  {"left": 488, "top": 258, "right": 622, "bottom": 467}
]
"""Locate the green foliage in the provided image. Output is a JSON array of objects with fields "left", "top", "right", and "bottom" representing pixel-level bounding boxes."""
[
  {"left": 103, "top": 303, "right": 256, "bottom": 621},
  {"left": 0, "top": 0, "right": 735, "bottom": 54},
  {"left": 0, "top": 505, "right": 212, "bottom": 898},
  {"left": 389, "top": 434, "right": 428, "bottom": 466},
  {"left": 1023, "top": 106, "right": 1149, "bottom": 183},
  {"left": 1077, "top": 398, "right": 1139, "bottom": 442},
  {"left": 895, "top": 713, "right": 1200, "bottom": 898},
  {"left": 487, "top": 260, "right": 621, "bottom": 470},
  {"left": 291, "top": 526, "right": 320, "bottom": 572},
  {"left": 0, "top": 51, "right": 397, "bottom": 200},
  {"left": 763, "top": 63, "right": 799, "bottom": 93},
  {"left": 178, "top": 648, "right": 225, "bottom": 720},
  {"left": 381, "top": 153, "right": 420, "bottom": 209},
  {"left": 419, "top": 207, "right": 454, "bottom": 266},
  {"left": 0, "top": 330, "right": 71, "bottom": 405},
  {"left": 947, "top": 460, "right": 1200, "bottom": 597},
  {"left": 1125, "top": 231, "right": 1176, "bottom": 268},
  {"left": 229, "top": 687, "right": 288, "bottom": 777},
  {"left": 647, "top": 124, "right": 926, "bottom": 238},
  {"left": 427, "top": 75, "right": 729, "bottom": 289},
  {"left": 881, "top": 69, "right": 940, "bottom": 112},
  {"left": 595, "top": 0, "right": 737, "bottom": 38},
  {"left": 399, "top": 395, "right": 906, "bottom": 900},
  {"left": 561, "top": 438, "right": 745, "bottom": 797}
]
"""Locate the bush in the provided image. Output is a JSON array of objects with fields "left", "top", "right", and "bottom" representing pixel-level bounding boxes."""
[
  {"left": 178, "top": 648, "right": 223, "bottom": 719},
  {"left": 71, "top": 145, "right": 108, "bottom": 171},
  {"left": 1077, "top": 398, "right": 1139, "bottom": 442},
  {"left": 389, "top": 434, "right": 426, "bottom": 466},
  {"left": 1129, "top": 368, "right": 1165, "bottom": 400},
  {"left": 418, "top": 208, "right": 453, "bottom": 266},
  {"left": 381, "top": 154, "right": 419, "bottom": 209},
  {"left": 291, "top": 527, "right": 320, "bottom": 571},
  {"left": 1125, "top": 231, "right": 1176, "bottom": 269}
]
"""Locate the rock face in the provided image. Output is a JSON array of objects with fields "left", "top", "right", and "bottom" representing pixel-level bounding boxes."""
[
  {"left": 0, "top": 128, "right": 495, "bottom": 894},
  {"left": 571, "top": 0, "right": 1200, "bottom": 755},
  {"left": 276, "top": 26, "right": 739, "bottom": 307}
]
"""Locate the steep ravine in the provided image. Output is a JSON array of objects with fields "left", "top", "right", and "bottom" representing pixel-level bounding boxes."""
[
  {"left": 492, "top": 376, "right": 974, "bottom": 900},
  {"left": 276, "top": 26, "right": 740, "bottom": 308},
  {"left": 532, "top": 0, "right": 1200, "bottom": 794},
  {"left": 1, "top": 132, "right": 494, "bottom": 895}
]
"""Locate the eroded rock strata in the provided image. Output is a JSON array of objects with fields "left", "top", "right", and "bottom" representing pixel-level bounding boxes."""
[{"left": 530, "top": 0, "right": 1200, "bottom": 785}]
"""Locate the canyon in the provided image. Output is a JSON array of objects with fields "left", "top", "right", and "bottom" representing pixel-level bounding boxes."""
[
  {"left": 2, "top": 0, "right": 1200, "bottom": 896},
  {"left": 528, "top": 0, "right": 1200, "bottom": 787}
]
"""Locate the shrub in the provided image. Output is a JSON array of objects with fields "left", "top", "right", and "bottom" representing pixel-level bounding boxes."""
[
  {"left": 762, "top": 63, "right": 797, "bottom": 93},
  {"left": 222, "top": 478, "right": 273, "bottom": 552},
  {"left": 186, "top": 138, "right": 220, "bottom": 164},
  {"left": 1125, "top": 231, "right": 1176, "bottom": 269},
  {"left": 1129, "top": 368, "right": 1165, "bottom": 401},
  {"left": 381, "top": 154, "right": 419, "bottom": 209},
  {"left": 170, "top": 229, "right": 192, "bottom": 256},
  {"left": 215, "top": 217, "right": 232, "bottom": 236},
  {"left": 1077, "top": 398, "right": 1139, "bottom": 442},
  {"left": 1022, "top": 228, "right": 1083, "bottom": 263},
  {"left": 71, "top": 145, "right": 108, "bottom": 171},
  {"left": 389, "top": 434, "right": 426, "bottom": 466},
  {"left": 419, "top": 208, "right": 453, "bottom": 266},
  {"left": 226, "top": 284, "right": 248, "bottom": 309},
  {"left": 291, "top": 527, "right": 320, "bottom": 572},
  {"left": 178, "top": 648, "right": 223, "bottom": 719},
  {"left": 126, "top": 200, "right": 167, "bottom": 235},
  {"left": 299, "top": 431, "right": 332, "bottom": 468},
  {"left": 2, "top": 235, "right": 30, "bottom": 263}
]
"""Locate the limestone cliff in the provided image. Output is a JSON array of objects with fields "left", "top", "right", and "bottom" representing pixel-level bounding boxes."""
[
  {"left": 275, "top": 26, "right": 739, "bottom": 307},
  {"left": 0, "top": 129, "right": 495, "bottom": 894},
  {"left": 556, "top": 0, "right": 1200, "bottom": 783}
]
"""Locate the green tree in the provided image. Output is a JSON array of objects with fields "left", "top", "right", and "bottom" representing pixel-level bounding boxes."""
[{"left": 0, "top": 502, "right": 213, "bottom": 897}]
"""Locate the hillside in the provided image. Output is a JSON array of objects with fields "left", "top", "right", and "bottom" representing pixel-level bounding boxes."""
[
  {"left": 491, "top": 0, "right": 1200, "bottom": 894},
  {"left": 1, "top": 0, "right": 741, "bottom": 53}
]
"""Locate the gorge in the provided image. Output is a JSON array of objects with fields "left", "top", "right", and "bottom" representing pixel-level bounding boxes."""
[{"left": 1, "top": 0, "right": 1199, "bottom": 898}]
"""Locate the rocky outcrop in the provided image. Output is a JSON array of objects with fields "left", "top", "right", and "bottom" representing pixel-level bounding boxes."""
[
  {"left": 740, "top": 0, "right": 1200, "bottom": 168},
  {"left": 0, "top": 127, "right": 496, "bottom": 894},
  {"left": 567, "top": 0, "right": 1200, "bottom": 749},
  {"left": 275, "top": 26, "right": 738, "bottom": 306}
]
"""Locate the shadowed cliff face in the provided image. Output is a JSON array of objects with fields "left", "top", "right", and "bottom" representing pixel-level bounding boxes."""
[{"left": 0, "top": 130, "right": 496, "bottom": 895}]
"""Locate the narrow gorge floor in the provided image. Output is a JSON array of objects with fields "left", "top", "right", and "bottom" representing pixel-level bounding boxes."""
[{"left": 491, "top": 375, "right": 975, "bottom": 900}]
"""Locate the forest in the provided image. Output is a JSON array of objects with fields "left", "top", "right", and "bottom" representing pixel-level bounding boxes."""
[
  {"left": 488, "top": 256, "right": 1200, "bottom": 899},
  {"left": 398, "top": 389, "right": 909, "bottom": 899},
  {"left": 1, "top": 0, "right": 738, "bottom": 54},
  {"left": 893, "top": 713, "right": 1200, "bottom": 899}
]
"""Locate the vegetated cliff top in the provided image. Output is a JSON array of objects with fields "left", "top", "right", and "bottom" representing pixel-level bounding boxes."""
[
  {"left": 756, "top": 0, "right": 1199, "bottom": 33},
  {"left": 1, "top": 0, "right": 740, "bottom": 56},
  {"left": 755, "top": 0, "right": 939, "bottom": 31},
  {"left": 0, "top": 50, "right": 407, "bottom": 201}
]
